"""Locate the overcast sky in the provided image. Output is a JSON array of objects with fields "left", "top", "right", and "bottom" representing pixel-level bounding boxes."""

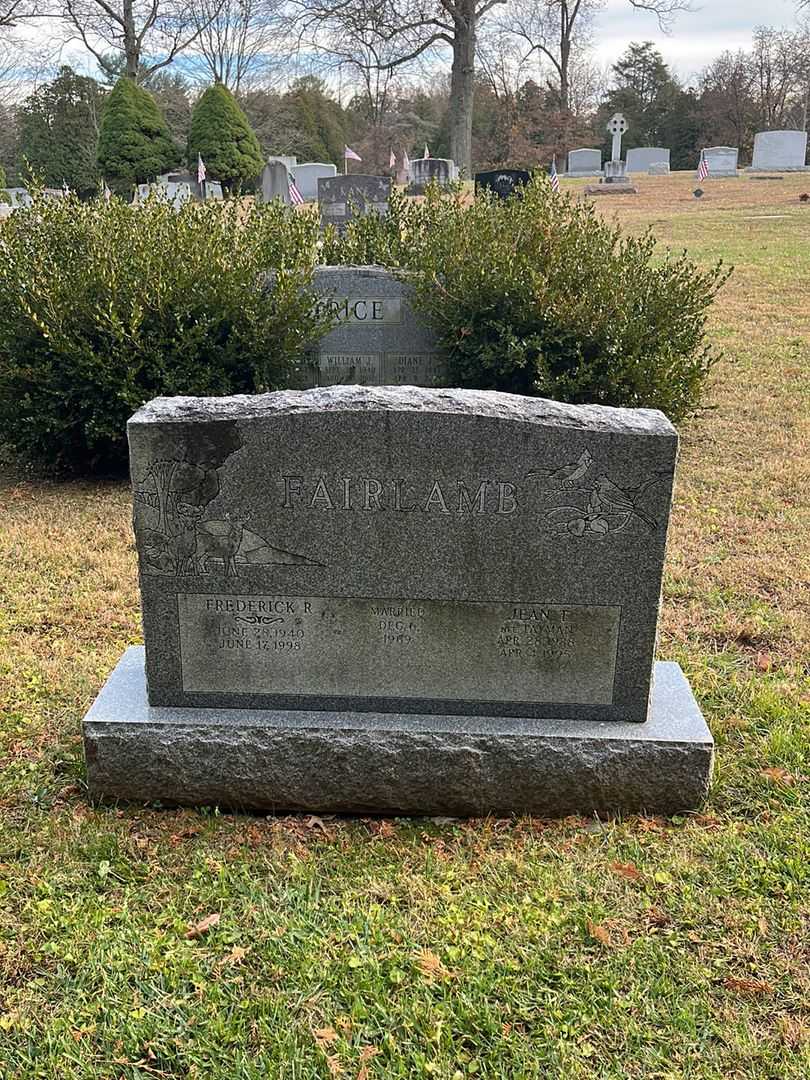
[{"left": 595, "top": 0, "right": 803, "bottom": 83}]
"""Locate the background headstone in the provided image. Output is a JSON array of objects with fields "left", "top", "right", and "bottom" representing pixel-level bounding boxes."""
[
  {"left": 567, "top": 149, "right": 602, "bottom": 176},
  {"left": 83, "top": 387, "right": 713, "bottom": 816},
  {"left": 258, "top": 161, "right": 291, "bottom": 205},
  {"left": 700, "top": 146, "right": 739, "bottom": 177},
  {"left": 292, "top": 162, "right": 337, "bottom": 201},
  {"left": 626, "top": 148, "right": 671, "bottom": 174},
  {"left": 267, "top": 155, "right": 297, "bottom": 172},
  {"left": 749, "top": 130, "right": 808, "bottom": 171},
  {"left": 647, "top": 162, "right": 669, "bottom": 176},
  {"left": 318, "top": 175, "right": 391, "bottom": 230},
  {"left": 408, "top": 158, "right": 457, "bottom": 193},
  {"left": 294, "top": 265, "right": 445, "bottom": 388},
  {"left": 474, "top": 169, "right": 530, "bottom": 198}
]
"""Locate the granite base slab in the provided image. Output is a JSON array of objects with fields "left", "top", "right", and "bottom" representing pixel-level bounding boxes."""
[
  {"left": 83, "top": 648, "right": 713, "bottom": 817},
  {"left": 583, "top": 184, "right": 639, "bottom": 196}
]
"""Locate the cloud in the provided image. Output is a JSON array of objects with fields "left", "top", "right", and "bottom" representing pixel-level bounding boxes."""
[{"left": 593, "top": 0, "right": 802, "bottom": 81}]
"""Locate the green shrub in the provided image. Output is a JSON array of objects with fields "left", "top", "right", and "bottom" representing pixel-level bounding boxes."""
[
  {"left": 327, "top": 180, "right": 730, "bottom": 421},
  {"left": 0, "top": 193, "right": 326, "bottom": 473},
  {"left": 187, "top": 84, "right": 264, "bottom": 194},
  {"left": 97, "top": 78, "right": 178, "bottom": 195}
]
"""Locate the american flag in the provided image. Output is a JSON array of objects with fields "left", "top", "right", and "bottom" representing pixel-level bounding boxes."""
[
  {"left": 549, "top": 156, "right": 560, "bottom": 193},
  {"left": 697, "top": 153, "right": 709, "bottom": 182},
  {"left": 389, "top": 149, "right": 396, "bottom": 169},
  {"left": 197, "top": 154, "right": 206, "bottom": 184},
  {"left": 288, "top": 177, "right": 305, "bottom": 205},
  {"left": 344, "top": 145, "right": 362, "bottom": 162}
]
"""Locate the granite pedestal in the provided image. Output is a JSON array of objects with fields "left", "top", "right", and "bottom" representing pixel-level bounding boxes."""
[{"left": 84, "top": 648, "right": 713, "bottom": 816}]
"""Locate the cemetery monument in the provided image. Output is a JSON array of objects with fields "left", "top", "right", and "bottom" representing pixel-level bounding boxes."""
[
  {"left": 749, "top": 130, "right": 809, "bottom": 171},
  {"left": 408, "top": 158, "right": 459, "bottom": 194},
  {"left": 292, "top": 163, "right": 337, "bottom": 201},
  {"left": 626, "top": 148, "right": 670, "bottom": 174},
  {"left": 258, "top": 161, "right": 292, "bottom": 205},
  {"left": 318, "top": 175, "right": 392, "bottom": 230},
  {"left": 291, "top": 266, "right": 446, "bottom": 388},
  {"left": 83, "top": 386, "right": 713, "bottom": 816},
  {"left": 474, "top": 170, "right": 531, "bottom": 199},
  {"left": 699, "top": 147, "right": 739, "bottom": 177},
  {"left": 585, "top": 114, "right": 638, "bottom": 196},
  {"left": 567, "top": 149, "right": 602, "bottom": 177}
]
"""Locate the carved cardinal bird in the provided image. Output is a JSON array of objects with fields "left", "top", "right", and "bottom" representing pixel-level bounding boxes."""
[
  {"left": 591, "top": 474, "right": 664, "bottom": 532},
  {"left": 527, "top": 448, "right": 593, "bottom": 488}
]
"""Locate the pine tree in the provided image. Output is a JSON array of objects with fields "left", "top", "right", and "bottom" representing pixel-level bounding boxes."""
[
  {"left": 17, "top": 67, "right": 103, "bottom": 196},
  {"left": 187, "top": 83, "right": 264, "bottom": 194},
  {"left": 97, "top": 77, "right": 178, "bottom": 195}
]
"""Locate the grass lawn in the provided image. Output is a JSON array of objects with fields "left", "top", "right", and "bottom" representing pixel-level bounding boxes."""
[{"left": 0, "top": 174, "right": 808, "bottom": 1079}]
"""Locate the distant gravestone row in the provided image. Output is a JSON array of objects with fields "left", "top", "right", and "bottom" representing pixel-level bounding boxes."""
[{"left": 407, "top": 157, "right": 459, "bottom": 193}]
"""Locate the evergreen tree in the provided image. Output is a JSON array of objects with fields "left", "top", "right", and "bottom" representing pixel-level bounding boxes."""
[
  {"left": 281, "top": 77, "right": 348, "bottom": 165},
  {"left": 97, "top": 77, "right": 178, "bottom": 195},
  {"left": 16, "top": 67, "right": 103, "bottom": 196},
  {"left": 187, "top": 83, "right": 264, "bottom": 194}
]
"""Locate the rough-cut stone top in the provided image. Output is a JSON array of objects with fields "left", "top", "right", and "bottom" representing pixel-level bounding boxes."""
[{"left": 129, "top": 386, "right": 677, "bottom": 436}]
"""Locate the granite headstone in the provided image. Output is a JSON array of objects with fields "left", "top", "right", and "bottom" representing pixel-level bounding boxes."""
[
  {"left": 83, "top": 387, "right": 713, "bottom": 816},
  {"left": 292, "top": 162, "right": 337, "bottom": 201},
  {"left": 258, "top": 162, "right": 291, "bottom": 205},
  {"left": 293, "top": 266, "right": 446, "bottom": 388},
  {"left": 700, "top": 146, "right": 738, "bottom": 177},
  {"left": 318, "top": 175, "right": 391, "bottom": 230},
  {"left": 626, "top": 147, "right": 670, "bottom": 174},
  {"left": 749, "top": 130, "right": 808, "bottom": 171},
  {"left": 567, "top": 149, "right": 602, "bottom": 177},
  {"left": 408, "top": 158, "right": 457, "bottom": 193},
  {"left": 474, "top": 169, "right": 531, "bottom": 198}
]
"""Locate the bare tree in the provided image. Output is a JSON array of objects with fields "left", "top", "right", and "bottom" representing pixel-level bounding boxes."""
[
  {"left": 190, "top": 0, "right": 289, "bottom": 91},
  {"left": 502, "top": 0, "right": 689, "bottom": 150},
  {"left": 1, "top": 0, "right": 39, "bottom": 28},
  {"left": 60, "top": 0, "right": 222, "bottom": 81},
  {"left": 296, "top": 0, "right": 509, "bottom": 178}
]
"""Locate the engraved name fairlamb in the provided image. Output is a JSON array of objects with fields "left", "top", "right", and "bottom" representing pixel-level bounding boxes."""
[{"left": 281, "top": 476, "right": 518, "bottom": 514}]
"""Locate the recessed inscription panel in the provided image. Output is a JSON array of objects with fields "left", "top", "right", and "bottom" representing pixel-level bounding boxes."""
[
  {"left": 383, "top": 353, "right": 447, "bottom": 386},
  {"left": 318, "top": 354, "right": 383, "bottom": 385},
  {"left": 178, "top": 594, "right": 620, "bottom": 705}
]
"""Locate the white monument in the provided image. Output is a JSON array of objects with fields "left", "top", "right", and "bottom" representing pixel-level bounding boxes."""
[
  {"left": 626, "top": 147, "right": 670, "bottom": 174},
  {"left": 699, "top": 147, "right": 738, "bottom": 178},
  {"left": 567, "top": 148, "right": 602, "bottom": 177},
  {"left": 749, "top": 131, "right": 808, "bottom": 171}
]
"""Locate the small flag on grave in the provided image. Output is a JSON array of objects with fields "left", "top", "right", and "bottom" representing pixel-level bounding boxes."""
[
  {"left": 389, "top": 150, "right": 396, "bottom": 169},
  {"left": 423, "top": 143, "right": 430, "bottom": 159},
  {"left": 549, "top": 156, "right": 560, "bottom": 193},
  {"left": 344, "top": 146, "right": 362, "bottom": 162},
  {"left": 197, "top": 155, "right": 206, "bottom": 184},
  {"left": 288, "top": 177, "right": 305, "bottom": 206},
  {"left": 697, "top": 152, "right": 709, "bottom": 182}
]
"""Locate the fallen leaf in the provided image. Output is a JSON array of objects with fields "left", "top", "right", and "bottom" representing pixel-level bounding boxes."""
[
  {"left": 754, "top": 651, "right": 772, "bottom": 672},
  {"left": 325, "top": 1055, "right": 342, "bottom": 1077},
  {"left": 368, "top": 819, "right": 396, "bottom": 838},
  {"left": 416, "top": 948, "right": 456, "bottom": 980},
  {"left": 185, "top": 912, "right": 221, "bottom": 939},
  {"left": 761, "top": 767, "right": 795, "bottom": 786},
  {"left": 358, "top": 1046, "right": 380, "bottom": 1062},
  {"left": 314, "top": 1026, "right": 339, "bottom": 1046},
  {"left": 304, "top": 814, "right": 334, "bottom": 833},
  {"left": 219, "top": 945, "right": 248, "bottom": 966},
  {"left": 586, "top": 920, "right": 611, "bottom": 946},
  {"left": 611, "top": 861, "right": 642, "bottom": 881},
  {"left": 723, "top": 976, "right": 774, "bottom": 995}
]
